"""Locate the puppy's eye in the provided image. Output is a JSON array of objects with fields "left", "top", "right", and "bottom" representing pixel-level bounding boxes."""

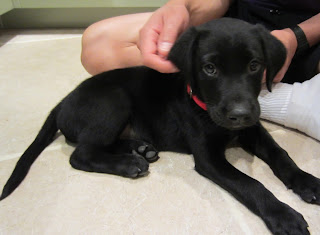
[
  {"left": 249, "top": 61, "right": 260, "bottom": 72},
  {"left": 203, "top": 63, "right": 218, "bottom": 77}
]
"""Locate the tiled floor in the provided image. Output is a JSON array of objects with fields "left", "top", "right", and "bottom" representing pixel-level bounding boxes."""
[{"left": 0, "top": 29, "right": 319, "bottom": 234}]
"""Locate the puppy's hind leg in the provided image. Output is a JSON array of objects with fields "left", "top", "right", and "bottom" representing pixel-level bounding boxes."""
[
  {"left": 112, "top": 139, "right": 159, "bottom": 163},
  {"left": 70, "top": 144, "right": 149, "bottom": 178},
  {"left": 69, "top": 109, "right": 149, "bottom": 178}
]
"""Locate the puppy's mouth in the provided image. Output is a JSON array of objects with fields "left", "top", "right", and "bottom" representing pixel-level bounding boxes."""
[{"left": 207, "top": 106, "right": 260, "bottom": 130}]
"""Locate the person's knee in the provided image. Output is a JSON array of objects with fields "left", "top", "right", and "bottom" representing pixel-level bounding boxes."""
[
  {"left": 81, "top": 19, "right": 142, "bottom": 75},
  {"left": 81, "top": 13, "right": 151, "bottom": 75},
  {"left": 81, "top": 20, "right": 117, "bottom": 75},
  {"left": 81, "top": 18, "right": 126, "bottom": 75}
]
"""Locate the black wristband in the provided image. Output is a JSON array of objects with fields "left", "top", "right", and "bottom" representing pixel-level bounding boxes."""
[{"left": 290, "top": 25, "right": 309, "bottom": 56}]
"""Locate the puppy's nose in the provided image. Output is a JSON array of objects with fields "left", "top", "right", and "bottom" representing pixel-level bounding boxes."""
[{"left": 227, "top": 108, "right": 251, "bottom": 124}]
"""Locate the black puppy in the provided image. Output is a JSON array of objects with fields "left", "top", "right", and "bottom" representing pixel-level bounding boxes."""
[{"left": 1, "top": 18, "right": 319, "bottom": 234}]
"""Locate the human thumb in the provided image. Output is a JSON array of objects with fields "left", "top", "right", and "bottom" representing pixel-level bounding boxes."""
[{"left": 158, "top": 23, "right": 180, "bottom": 59}]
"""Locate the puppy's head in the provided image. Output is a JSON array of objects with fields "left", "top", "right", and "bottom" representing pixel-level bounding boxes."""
[{"left": 168, "top": 18, "right": 286, "bottom": 130}]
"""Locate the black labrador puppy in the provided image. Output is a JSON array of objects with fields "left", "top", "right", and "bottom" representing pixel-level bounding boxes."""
[{"left": 1, "top": 18, "right": 319, "bottom": 234}]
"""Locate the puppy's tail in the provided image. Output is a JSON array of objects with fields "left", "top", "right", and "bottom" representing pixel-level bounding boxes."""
[{"left": 0, "top": 103, "right": 62, "bottom": 201}]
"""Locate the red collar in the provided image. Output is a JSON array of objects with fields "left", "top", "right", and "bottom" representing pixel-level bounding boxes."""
[{"left": 187, "top": 84, "right": 207, "bottom": 110}]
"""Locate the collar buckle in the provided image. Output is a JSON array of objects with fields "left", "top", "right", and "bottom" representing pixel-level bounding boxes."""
[{"left": 186, "top": 84, "right": 208, "bottom": 111}]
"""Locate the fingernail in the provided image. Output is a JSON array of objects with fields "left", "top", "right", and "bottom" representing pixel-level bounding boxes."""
[{"left": 159, "top": 42, "right": 173, "bottom": 52}]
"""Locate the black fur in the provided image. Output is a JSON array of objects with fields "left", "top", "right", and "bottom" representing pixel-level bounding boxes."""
[{"left": 1, "top": 18, "right": 319, "bottom": 235}]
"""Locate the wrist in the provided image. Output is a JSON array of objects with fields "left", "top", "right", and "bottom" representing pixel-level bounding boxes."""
[
  {"left": 271, "top": 28, "right": 297, "bottom": 60},
  {"left": 290, "top": 25, "right": 310, "bottom": 56},
  {"left": 282, "top": 28, "right": 298, "bottom": 54},
  {"left": 167, "top": 0, "right": 189, "bottom": 8},
  {"left": 166, "top": 0, "right": 197, "bottom": 24},
  {"left": 171, "top": 0, "right": 231, "bottom": 26},
  {"left": 165, "top": 0, "right": 192, "bottom": 18}
]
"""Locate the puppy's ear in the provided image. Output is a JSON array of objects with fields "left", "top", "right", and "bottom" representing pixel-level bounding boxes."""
[
  {"left": 168, "top": 27, "right": 199, "bottom": 86},
  {"left": 256, "top": 25, "right": 287, "bottom": 92}
]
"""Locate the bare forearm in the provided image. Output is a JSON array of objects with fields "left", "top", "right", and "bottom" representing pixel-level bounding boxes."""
[
  {"left": 166, "top": 0, "right": 232, "bottom": 26},
  {"left": 298, "top": 13, "right": 320, "bottom": 47}
]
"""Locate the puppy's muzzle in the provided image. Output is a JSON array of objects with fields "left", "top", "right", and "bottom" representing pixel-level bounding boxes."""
[
  {"left": 208, "top": 101, "right": 260, "bottom": 130},
  {"left": 225, "top": 104, "right": 256, "bottom": 129}
]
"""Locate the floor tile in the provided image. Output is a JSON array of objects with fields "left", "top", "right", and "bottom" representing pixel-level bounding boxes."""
[{"left": 0, "top": 30, "right": 319, "bottom": 235}]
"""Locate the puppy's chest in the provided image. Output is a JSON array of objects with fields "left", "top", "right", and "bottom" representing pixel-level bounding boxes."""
[
  {"left": 128, "top": 100, "right": 231, "bottom": 152},
  {"left": 129, "top": 104, "right": 187, "bottom": 151}
]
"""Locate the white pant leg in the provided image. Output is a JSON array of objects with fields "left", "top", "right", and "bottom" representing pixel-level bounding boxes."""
[{"left": 258, "top": 73, "right": 320, "bottom": 141}]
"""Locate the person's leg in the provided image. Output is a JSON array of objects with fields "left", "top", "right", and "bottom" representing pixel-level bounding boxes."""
[{"left": 81, "top": 13, "right": 152, "bottom": 75}]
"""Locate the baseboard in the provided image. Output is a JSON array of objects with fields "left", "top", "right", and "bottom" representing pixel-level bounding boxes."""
[{"left": 1, "top": 7, "right": 158, "bottom": 28}]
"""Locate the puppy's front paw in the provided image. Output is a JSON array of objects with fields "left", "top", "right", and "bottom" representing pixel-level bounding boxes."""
[
  {"left": 264, "top": 203, "right": 309, "bottom": 235},
  {"left": 289, "top": 171, "right": 320, "bottom": 205}
]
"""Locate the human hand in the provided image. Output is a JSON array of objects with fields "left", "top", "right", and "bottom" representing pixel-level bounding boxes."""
[
  {"left": 138, "top": 2, "right": 190, "bottom": 73},
  {"left": 263, "top": 28, "right": 298, "bottom": 83}
]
